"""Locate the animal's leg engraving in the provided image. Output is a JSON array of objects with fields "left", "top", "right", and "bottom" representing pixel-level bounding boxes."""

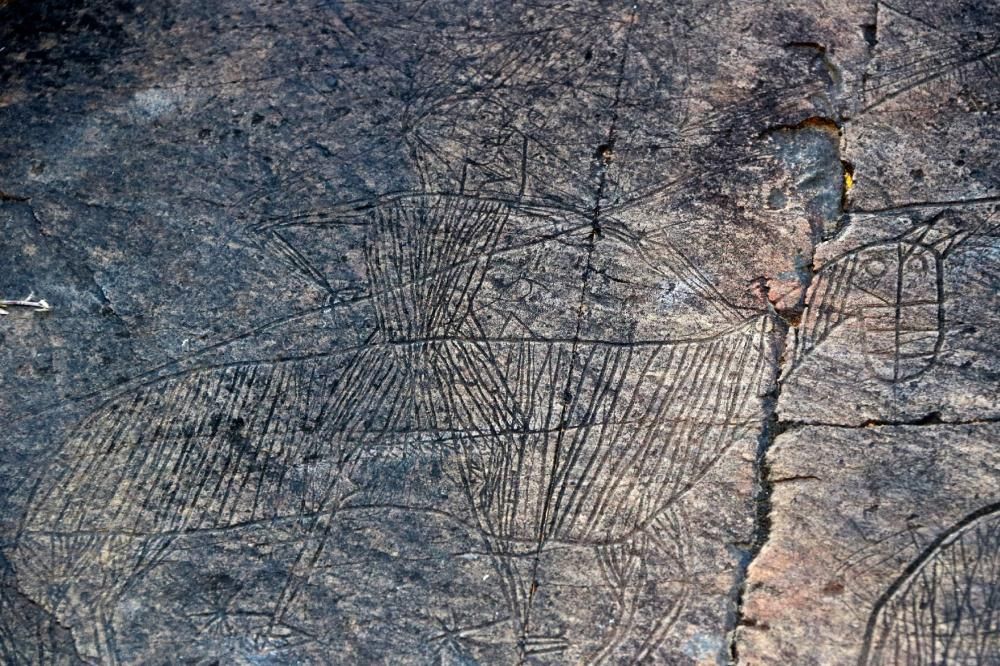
[
  {"left": 590, "top": 508, "right": 691, "bottom": 664},
  {"left": 591, "top": 537, "right": 647, "bottom": 664},
  {"left": 266, "top": 494, "right": 356, "bottom": 635},
  {"left": 631, "top": 510, "right": 691, "bottom": 663},
  {"left": 85, "top": 603, "right": 120, "bottom": 666}
]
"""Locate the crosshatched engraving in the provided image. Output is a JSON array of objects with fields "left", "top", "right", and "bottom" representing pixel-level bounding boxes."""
[{"left": 8, "top": 191, "right": 772, "bottom": 663}]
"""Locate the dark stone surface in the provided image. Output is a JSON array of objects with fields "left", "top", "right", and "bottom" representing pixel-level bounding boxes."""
[{"left": 0, "top": 0, "right": 996, "bottom": 663}]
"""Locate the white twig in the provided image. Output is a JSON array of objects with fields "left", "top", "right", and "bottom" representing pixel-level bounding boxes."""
[{"left": 0, "top": 292, "right": 51, "bottom": 315}]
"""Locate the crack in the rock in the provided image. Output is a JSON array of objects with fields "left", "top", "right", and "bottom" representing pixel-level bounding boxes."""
[
  {"left": 0, "top": 189, "right": 30, "bottom": 202},
  {"left": 727, "top": 90, "right": 995, "bottom": 659},
  {"left": 861, "top": 1, "right": 880, "bottom": 94},
  {"left": 758, "top": 115, "right": 841, "bottom": 139},
  {"left": 782, "top": 413, "right": 1000, "bottom": 430},
  {"left": 770, "top": 474, "right": 821, "bottom": 485},
  {"left": 784, "top": 42, "right": 844, "bottom": 107},
  {"left": 730, "top": 113, "right": 847, "bottom": 663},
  {"left": 728, "top": 300, "right": 788, "bottom": 665}
]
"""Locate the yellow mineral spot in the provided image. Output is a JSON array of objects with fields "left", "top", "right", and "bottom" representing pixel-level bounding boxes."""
[{"left": 844, "top": 169, "right": 855, "bottom": 191}]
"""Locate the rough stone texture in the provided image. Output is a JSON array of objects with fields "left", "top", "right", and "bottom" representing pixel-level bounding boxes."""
[
  {"left": 0, "top": 0, "right": 996, "bottom": 664},
  {"left": 738, "top": 423, "right": 1000, "bottom": 664}
]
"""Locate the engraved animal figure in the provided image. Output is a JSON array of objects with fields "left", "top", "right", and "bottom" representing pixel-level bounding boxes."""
[
  {"left": 9, "top": 194, "right": 511, "bottom": 663},
  {"left": 858, "top": 502, "right": 1000, "bottom": 665},
  {"left": 11, "top": 190, "right": 771, "bottom": 663},
  {"left": 789, "top": 215, "right": 972, "bottom": 383},
  {"left": 259, "top": 192, "right": 775, "bottom": 661}
]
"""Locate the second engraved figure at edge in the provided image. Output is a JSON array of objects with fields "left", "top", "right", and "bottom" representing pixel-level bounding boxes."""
[
  {"left": 858, "top": 502, "right": 1000, "bottom": 665},
  {"left": 789, "top": 211, "right": 986, "bottom": 384}
]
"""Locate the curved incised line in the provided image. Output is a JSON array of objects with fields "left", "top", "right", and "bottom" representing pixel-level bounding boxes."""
[{"left": 857, "top": 501, "right": 1000, "bottom": 665}]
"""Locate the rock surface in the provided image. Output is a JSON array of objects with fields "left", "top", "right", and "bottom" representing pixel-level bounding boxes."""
[{"left": 0, "top": 0, "right": 996, "bottom": 664}]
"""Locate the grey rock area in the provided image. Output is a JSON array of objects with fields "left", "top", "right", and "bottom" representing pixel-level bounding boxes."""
[{"left": 0, "top": 0, "right": 996, "bottom": 664}]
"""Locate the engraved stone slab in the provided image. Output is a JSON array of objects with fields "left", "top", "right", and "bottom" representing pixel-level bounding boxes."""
[{"left": 0, "top": 0, "right": 997, "bottom": 663}]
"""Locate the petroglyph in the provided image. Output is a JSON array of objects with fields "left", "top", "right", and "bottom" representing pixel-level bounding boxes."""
[{"left": 1, "top": 0, "right": 997, "bottom": 663}]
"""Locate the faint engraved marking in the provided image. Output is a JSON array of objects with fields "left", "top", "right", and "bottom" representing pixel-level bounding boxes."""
[{"left": 863, "top": 2, "right": 1000, "bottom": 113}]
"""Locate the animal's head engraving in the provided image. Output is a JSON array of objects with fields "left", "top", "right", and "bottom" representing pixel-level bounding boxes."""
[
  {"left": 793, "top": 209, "right": 989, "bottom": 384},
  {"left": 363, "top": 194, "right": 511, "bottom": 342},
  {"left": 248, "top": 192, "right": 514, "bottom": 343},
  {"left": 848, "top": 225, "right": 944, "bottom": 382}
]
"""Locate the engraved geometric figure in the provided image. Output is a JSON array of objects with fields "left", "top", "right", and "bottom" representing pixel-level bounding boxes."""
[
  {"left": 859, "top": 503, "right": 1000, "bottom": 665},
  {"left": 854, "top": 227, "right": 942, "bottom": 382}
]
